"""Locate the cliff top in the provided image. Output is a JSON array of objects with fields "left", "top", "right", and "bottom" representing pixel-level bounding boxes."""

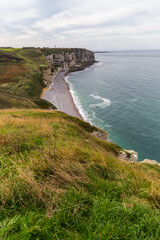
[
  {"left": 1, "top": 109, "right": 160, "bottom": 239},
  {"left": 0, "top": 48, "right": 94, "bottom": 109},
  {"left": 0, "top": 48, "right": 159, "bottom": 239}
]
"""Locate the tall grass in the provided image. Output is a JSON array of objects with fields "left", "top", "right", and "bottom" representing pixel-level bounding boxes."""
[
  {"left": 0, "top": 48, "right": 55, "bottom": 110},
  {"left": 0, "top": 110, "right": 160, "bottom": 239}
]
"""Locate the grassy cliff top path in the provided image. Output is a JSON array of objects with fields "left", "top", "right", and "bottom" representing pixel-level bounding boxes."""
[{"left": 0, "top": 109, "right": 160, "bottom": 239}]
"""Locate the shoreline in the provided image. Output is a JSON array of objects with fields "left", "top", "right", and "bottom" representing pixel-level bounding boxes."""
[
  {"left": 42, "top": 63, "right": 139, "bottom": 162},
  {"left": 42, "top": 62, "right": 96, "bottom": 120}
]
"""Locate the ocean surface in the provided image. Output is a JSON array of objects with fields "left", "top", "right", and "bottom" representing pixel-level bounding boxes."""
[{"left": 65, "top": 50, "right": 160, "bottom": 162}]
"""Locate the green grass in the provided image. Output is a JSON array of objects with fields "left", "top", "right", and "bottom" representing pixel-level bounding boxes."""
[
  {"left": 0, "top": 90, "right": 55, "bottom": 110},
  {"left": 0, "top": 109, "right": 160, "bottom": 239},
  {"left": 0, "top": 48, "right": 18, "bottom": 51},
  {"left": 0, "top": 49, "right": 48, "bottom": 97},
  {"left": 0, "top": 48, "right": 55, "bottom": 109},
  {"left": 0, "top": 48, "right": 159, "bottom": 239},
  {"left": 0, "top": 47, "right": 94, "bottom": 109}
]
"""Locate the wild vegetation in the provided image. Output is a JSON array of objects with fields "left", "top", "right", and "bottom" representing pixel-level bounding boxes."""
[
  {"left": 0, "top": 48, "right": 56, "bottom": 109},
  {"left": 0, "top": 109, "right": 160, "bottom": 239},
  {"left": 1, "top": 47, "right": 160, "bottom": 239},
  {"left": 0, "top": 47, "right": 94, "bottom": 109}
]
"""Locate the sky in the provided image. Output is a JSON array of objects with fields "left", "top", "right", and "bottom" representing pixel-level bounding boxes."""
[{"left": 1, "top": 0, "right": 160, "bottom": 50}]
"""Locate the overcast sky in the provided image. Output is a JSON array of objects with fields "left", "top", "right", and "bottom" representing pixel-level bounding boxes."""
[{"left": 1, "top": 0, "right": 160, "bottom": 50}]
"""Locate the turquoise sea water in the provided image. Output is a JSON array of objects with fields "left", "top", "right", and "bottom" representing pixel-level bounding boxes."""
[{"left": 66, "top": 51, "right": 160, "bottom": 161}]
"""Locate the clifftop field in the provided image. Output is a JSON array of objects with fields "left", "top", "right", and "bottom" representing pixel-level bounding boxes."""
[
  {"left": 0, "top": 48, "right": 56, "bottom": 109},
  {"left": 0, "top": 47, "right": 94, "bottom": 110},
  {"left": 1, "top": 48, "right": 160, "bottom": 239},
  {"left": 0, "top": 47, "right": 75, "bottom": 110},
  {"left": 0, "top": 109, "right": 160, "bottom": 239}
]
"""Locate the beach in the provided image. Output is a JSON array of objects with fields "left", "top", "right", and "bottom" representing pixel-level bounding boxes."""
[{"left": 42, "top": 69, "right": 83, "bottom": 120}]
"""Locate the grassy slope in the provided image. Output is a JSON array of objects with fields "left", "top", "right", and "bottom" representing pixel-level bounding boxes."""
[
  {"left": 0, "top": 48, "right": 55, "bottom": 109},
  {"left": 0, "top": 47, "right": 92, "bottom": 110},
  {"left": 0, "top": 110, "right": 160, "bottom": 239}
]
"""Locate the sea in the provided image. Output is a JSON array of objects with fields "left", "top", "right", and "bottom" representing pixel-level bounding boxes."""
[{"left": 65, "top": 50, "right": 160, "bottom": 162}]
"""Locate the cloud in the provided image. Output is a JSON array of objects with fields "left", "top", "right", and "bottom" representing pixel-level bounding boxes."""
[{"left": 1, "top": 0, "right": 160, "bottom": 49}]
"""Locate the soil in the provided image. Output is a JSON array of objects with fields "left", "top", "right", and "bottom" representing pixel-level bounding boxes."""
[{"left": 0, "top": 64, "right": 27, "bottom": 85}]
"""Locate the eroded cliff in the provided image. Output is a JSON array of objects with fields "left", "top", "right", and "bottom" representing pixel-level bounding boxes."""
[{"left": 46, "top": 48, "right": 95, "bottom": 70}]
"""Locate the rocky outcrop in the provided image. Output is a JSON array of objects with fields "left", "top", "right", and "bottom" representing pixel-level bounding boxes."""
[
  {"left": 46, "top": 48, "right": 95, "bottom": 71},
  {"left": 91, "top": 129, "right": 109, "bottom": 141},
  {"left": 119, "top": 150, "right": 138, "bottom": 162},
  {"left": 90, "top": 128, "right": 138, "bottom": 162},
  {"left": 141, "top": 159, "right": 160, "bottom": 166}
]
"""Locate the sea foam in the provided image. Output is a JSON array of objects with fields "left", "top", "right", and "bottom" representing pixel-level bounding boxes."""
[
  {"left": 95, "top": 61, "right": 104, "bottom": 66},
  {"left": 65, "top": 76, "right": 91, "bottom": 123},
  {"left": 90, "top": 94, "right": 111, "bottom": 109}
]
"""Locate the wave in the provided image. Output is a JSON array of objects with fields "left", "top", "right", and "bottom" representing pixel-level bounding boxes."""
[
  {"left": 65, "top": 76, "right": 91, "bottom": 123},
  {"left": 84, "top": 62, "right": 98, "bottom": 71},
  {"left": 91, "top": 111, "right": 111, "bottom": 128},
  {"left": 95, "top": 62, "right": 103, "bottom": 66},
  {"left": 130, "top": 98, "right": 138, "bottom": 102},
  {"left": 90, "top": 94, "right": 111, "bottom": 109},
  {"left": 85, "top": 62, "right": 103, "bottom": 71}
]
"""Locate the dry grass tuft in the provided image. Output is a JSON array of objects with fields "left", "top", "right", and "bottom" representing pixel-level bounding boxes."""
[{"left": 1, "top": 109, "right": 160, "bottom": 216}]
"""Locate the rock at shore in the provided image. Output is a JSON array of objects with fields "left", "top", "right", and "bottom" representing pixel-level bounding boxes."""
[
  {"left": 91, "top": 129, "right": 109, "bottom": 141},
  {"left": 141, "top": 159, "right": 160, "bottom": 166},
  {"left": 119, "top": 149, "right": 138, "bottom": 162}
]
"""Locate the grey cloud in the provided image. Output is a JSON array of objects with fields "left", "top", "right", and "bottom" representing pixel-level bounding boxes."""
[{"left": 1, "top": 0, "right": 160, "bottom": 50}]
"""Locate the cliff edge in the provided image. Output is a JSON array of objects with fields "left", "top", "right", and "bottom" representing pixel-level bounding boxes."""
[
  {"left": 46, "top": 48, "right": 95, "bottom": 70},
  {"left": 0, "top": 48, "right": 95, "bottom": 109},
  {"left": 0, "top": 109, "right": 160, "bottom": 239}
]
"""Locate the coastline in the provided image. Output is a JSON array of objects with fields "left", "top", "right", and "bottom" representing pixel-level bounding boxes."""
[
  {"left": 42, "top": 63, "right": 96, "bottom": 120},
  {"left": 64, "top": 61, "right": 96, "bottom": 121},
  {"left": 42, "top": 62, "right": 139, "bottom": 162},
  {"left": 42, "top": 62, "right": 96, "bottom": 120}
]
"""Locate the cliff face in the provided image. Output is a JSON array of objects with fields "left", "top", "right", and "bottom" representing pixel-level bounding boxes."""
[{"left": 46, "top": 48, "right": 95, "bottom": 70}]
